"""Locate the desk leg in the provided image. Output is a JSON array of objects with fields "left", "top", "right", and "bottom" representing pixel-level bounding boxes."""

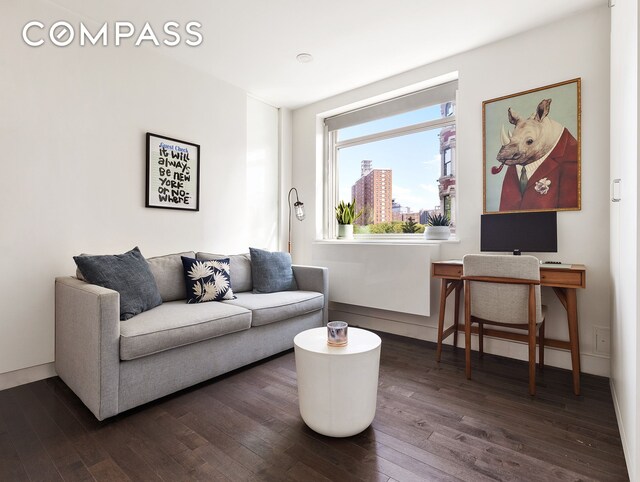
[
  {"left": 436, "top": 279, "right": 448, "bottom": 362},
  {"left": 566, "top": 288, "right": 581, "bottom": 396},
  {"left": 464, "top": 280, "right": 472, "bottom": 379},
  {"left": 453, "top": 283, "right": 461, "bottom": 349}
]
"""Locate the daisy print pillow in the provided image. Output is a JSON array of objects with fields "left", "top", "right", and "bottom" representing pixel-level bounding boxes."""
[{"left": 181, "top": 256, "right": 236, "bottom": 303}]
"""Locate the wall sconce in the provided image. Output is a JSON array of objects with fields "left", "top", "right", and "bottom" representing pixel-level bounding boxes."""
[{"left": 288, "top": 187, "right": 305, "bottom": 253}]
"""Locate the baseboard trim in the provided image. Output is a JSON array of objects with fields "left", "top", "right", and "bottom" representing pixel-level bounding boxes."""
[
  {"left": 330, "top": 308, "right": 611, "bottom": 377},
  {"left": 0, "top": 362, "right": 56, "bottom": 391},
  {"left": 610, "top": 378, "right": 635, "bottom": 480}
]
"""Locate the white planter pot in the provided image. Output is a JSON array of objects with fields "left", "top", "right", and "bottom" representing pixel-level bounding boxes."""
[
  {"left": 338, "top": 224, "right": 354, "bottom": 239},
  {"left": 425, "top": 226, "right": 450, "bottom": 240}
]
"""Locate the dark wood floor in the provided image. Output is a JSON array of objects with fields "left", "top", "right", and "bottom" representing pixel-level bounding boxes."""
[{"left": 0, "top": 332, "right": 629, "bottom": 481}]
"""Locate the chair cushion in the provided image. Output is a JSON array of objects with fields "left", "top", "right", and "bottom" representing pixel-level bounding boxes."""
[
  {"left": 197, "top": 252, "right": 252, "bottom": 293},
  {"left": 463, "top": 254, "right": 543, "bottom": 325},
  {"left": 223, "top": 291, "right": 323, "bottom": 327},
  {"left": 120, "top": 301, "right": 251, "bottom": 360},
  {"left": 147, "top": 251, "right": 196, "bottom": 302}
]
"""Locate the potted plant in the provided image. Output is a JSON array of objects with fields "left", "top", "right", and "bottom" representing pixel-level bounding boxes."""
[
  {"left": 424, "top": 213, "right": 451, "bottom": 240},
  {"left": 335, "top": 200, "right": 363, "bottom": 239}
]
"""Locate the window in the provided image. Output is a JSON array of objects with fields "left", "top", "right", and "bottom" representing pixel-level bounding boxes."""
[
  {"left": 444, "top": 101, "right": 455, "bottom": 117},
  {"left": 443, "top": 195, "right": 452, "bottom": 222},
  {"left": 443, "top": 147, "right": 453, "bottom": 176},
  {"left": 325, "top": 80, "right": 457, "bottom": 238}
]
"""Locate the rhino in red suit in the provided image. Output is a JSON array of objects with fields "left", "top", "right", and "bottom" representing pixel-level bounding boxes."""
[{"left": 493, "top": 98, "right": 579, "bottom": 212}]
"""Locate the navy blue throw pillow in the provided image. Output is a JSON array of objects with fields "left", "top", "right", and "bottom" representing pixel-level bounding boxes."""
[
  {"left": 73, "top": 247, "right": 162, "bottom": 320},
  {"left": 181, "top": 256, "right": 236, "bottom": 303},
  {"left": 249, "top": 248, "right": 298, "bottom": 293}
]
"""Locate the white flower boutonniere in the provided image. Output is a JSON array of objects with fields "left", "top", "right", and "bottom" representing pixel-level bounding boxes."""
[{"left": 535, "top": 178, "right": 551, "bottom": 195}]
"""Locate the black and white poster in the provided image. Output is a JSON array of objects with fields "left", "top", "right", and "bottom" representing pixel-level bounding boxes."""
[{"left": 146, "top": 132, "right": 200, "bottom": 211}]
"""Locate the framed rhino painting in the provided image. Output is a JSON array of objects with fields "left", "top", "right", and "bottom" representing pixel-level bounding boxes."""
[{"left": 483, "top": 78, "right": 581, "bottom": 214}]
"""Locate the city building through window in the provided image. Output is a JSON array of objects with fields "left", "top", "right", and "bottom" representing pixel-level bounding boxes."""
[{"left": 325, "top": 81, "right": 457, "bottom": 237}]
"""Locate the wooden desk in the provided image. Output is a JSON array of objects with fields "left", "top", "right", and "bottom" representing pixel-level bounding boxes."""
[{"left": 432, "top": 260, "right": 586, "bottom": 395}]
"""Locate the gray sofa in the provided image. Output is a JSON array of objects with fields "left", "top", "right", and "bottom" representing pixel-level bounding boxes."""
[{"left": 55, "top": 251, "right": 328, "bottom": 420}]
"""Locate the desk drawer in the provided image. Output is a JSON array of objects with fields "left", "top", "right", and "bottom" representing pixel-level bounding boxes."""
[
  {"left": 432, "top": 263, "right": 462, "bottom": 278},
  {"left": 540, "top": 269, "right": 586, "bottom": 288}
]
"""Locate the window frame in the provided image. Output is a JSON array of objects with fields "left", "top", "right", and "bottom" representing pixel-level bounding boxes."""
[{"left": 324, "top": 99, "right": 457, "bottom": 241}]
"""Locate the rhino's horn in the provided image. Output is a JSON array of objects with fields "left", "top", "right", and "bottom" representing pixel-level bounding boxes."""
[{"left": 500, "top": 125, "right": 510, "bottom": 146}]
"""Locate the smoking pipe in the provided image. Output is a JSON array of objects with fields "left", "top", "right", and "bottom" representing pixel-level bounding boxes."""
[{"left": 491, "top": 161, "right": 506, "bottom": 175}]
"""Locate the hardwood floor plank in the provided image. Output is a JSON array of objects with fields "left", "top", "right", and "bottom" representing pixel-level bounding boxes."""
[
  {"left": 191, "top": 441, "right": 256, "bottom": 481},
  {"left": 29, "top": 381, "right": 109, "bottom": 469},
  {"left": 205, "top": 380, "right": 390, "bottom": 480},
  {"left": 120, "top": 408, "right": 197, "bottom": 480},
  {"left": 370, "top": 403, "right": 515, "bottom": 480},
  {"left": 0, "top": 387, "right": 64, "bottom": 481},
  {"left": 286, "top": 461, "right": 333, "bottom": 482},
  {"left": 178, "top": 409, "right": 269, "bottom": 475},
  {"left": 9, "top": 385, "right": 94, "bottom": 481},
  {"left": 459, "top": 414, "right": 627, "bottom": 471},
  {"left": 0, "top": 412, "right": 30, "bottom": 482},
  {"left": 0, "top": 331, "right": 628, "bottom": 481},
  {"left": 384, "top": 362, "right": 622, "bottom": 438},
  {"left": 377, "top": 373, "right": 625, "bottom": 479},
  {"left": 428, "top": 430, "right": 601, "bottom": 482},
  {"left": 88, "top": 423, "right": 163, "bottom": 481},
  {"left": 380, "top": 376, "right": 626, "bottom": 474},
  {"left": 87, "top": 458, "right": 131, "bottom": 482},
  {"left": 367, "top": 428, "right": 498, "bottom": 482},
  {"left": 187, "top": 461, "right": 232, "bottom": 482}
]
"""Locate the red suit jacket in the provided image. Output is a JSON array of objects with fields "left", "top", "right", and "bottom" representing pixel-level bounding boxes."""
[{"left": 499, "top": 128, "right": 579, "bottom": 212}]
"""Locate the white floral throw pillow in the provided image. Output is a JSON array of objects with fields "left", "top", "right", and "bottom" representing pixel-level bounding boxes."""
[{"left": 181, "top": 257, "right": 236, "bottom": 303}]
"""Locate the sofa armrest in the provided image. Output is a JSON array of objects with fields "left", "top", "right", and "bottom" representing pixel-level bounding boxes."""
[
  {"left": 292, "top": 265, "right": 329, "bottom": 325},
  {"left": 55, "top": 277, "right": 120, "bottom": 420}
]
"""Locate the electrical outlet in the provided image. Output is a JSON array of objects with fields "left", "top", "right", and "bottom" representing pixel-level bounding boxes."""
[{"left": 594, "top": 327, "right": 611, "bottom": 355}]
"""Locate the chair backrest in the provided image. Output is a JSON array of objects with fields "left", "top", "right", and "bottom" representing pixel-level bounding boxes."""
[{"left": 463, "top": 254, "right": 542, "bottom": 324}]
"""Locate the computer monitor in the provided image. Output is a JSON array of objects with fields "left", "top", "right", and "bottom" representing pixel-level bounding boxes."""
[{"left": 481, "top": 212, "right": 557, "bottom": 254}]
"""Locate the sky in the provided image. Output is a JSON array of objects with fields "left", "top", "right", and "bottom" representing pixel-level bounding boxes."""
[{"left": 338, "top": 104, "right": 453, "bottom": 215}]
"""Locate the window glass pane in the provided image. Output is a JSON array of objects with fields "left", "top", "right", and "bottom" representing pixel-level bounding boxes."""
[
  {"left": 338, "top": 102, "right": 454, "bottom": 141},
  {"left": 444, "top": 195, "right": 452, "bottom": 221},
  {"left": 338, "top": 127, "right": 452, "bottom": 234},
  {"left": 444, "top": 101, "right": 455, "bottom": 117}
]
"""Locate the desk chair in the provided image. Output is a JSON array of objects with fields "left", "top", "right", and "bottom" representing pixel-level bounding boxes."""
[{"left": 462, "top": 254, "right": 545, "bottom": 395}]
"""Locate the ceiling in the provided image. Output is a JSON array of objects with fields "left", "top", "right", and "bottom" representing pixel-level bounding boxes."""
[{"left": 49, "top": 0, "right": 604, "bottom": 109}]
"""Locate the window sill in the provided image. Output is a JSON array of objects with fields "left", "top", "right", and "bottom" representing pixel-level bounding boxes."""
[{"left": 314, "top": 237, "right": 460, "bottom": 246}]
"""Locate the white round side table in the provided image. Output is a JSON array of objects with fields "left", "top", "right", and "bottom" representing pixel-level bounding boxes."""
[{"left": 293, "top": 326, "right": 381, "bottom": 437}]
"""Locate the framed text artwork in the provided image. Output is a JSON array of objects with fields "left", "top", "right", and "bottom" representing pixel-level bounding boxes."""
[
  {"left": 146, "top": 132, "right": 200, "bottom": 211},
  {"left": 483, "top": 78, "right": 581, "bottom": 214}
]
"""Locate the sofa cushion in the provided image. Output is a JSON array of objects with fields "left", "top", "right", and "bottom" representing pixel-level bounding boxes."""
[
  {"left": 119, "top": 301, "right": 251, "bottom": 360},
  {"left": 196, "top": 252, "right": 252, "bottom": 293},
  {"left": 147, "top": 251, "right": 195, "bottom": 302},
  {"left": 249, "top": 248, "right": 297, "bottom": 293},
  {"left": 223, "top": 291, "right": 323, "bottom": 327},
  {"left": 74, "top": 247, "right": 163, "bottom": 321}
]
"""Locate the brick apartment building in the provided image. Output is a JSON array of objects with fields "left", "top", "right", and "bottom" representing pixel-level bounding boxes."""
[{"left": 351, "top": 160, "right": 392, "bottom": 225}]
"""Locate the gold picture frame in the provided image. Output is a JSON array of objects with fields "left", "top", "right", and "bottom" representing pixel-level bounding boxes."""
[{"left": 483, "top": 78, "right": 581, "bottom": 214}]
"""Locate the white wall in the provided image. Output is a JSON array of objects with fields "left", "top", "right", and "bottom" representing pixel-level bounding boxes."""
[
  {"left": 247, "top": 96, "right": 280, "bottom": 250},
  {"left": 610, "top": 0, "right": 638, "bottom": 478},
  {"left": 0, "top": 1, "right": 279, "bottom": 378},
  {"left": 278, "top": 108, "right": 294, "bottom": 252},
  {"left": 292, "top": 6, "right": 611, "bottom": 376}
]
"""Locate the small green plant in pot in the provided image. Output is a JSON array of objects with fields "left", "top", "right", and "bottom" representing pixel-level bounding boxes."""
[
  {"left": 335, "top": 200, "right": 363, "bottom": 239},
  {"left": 424, "top": 213, "right": 451, "bottom": 240}
]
